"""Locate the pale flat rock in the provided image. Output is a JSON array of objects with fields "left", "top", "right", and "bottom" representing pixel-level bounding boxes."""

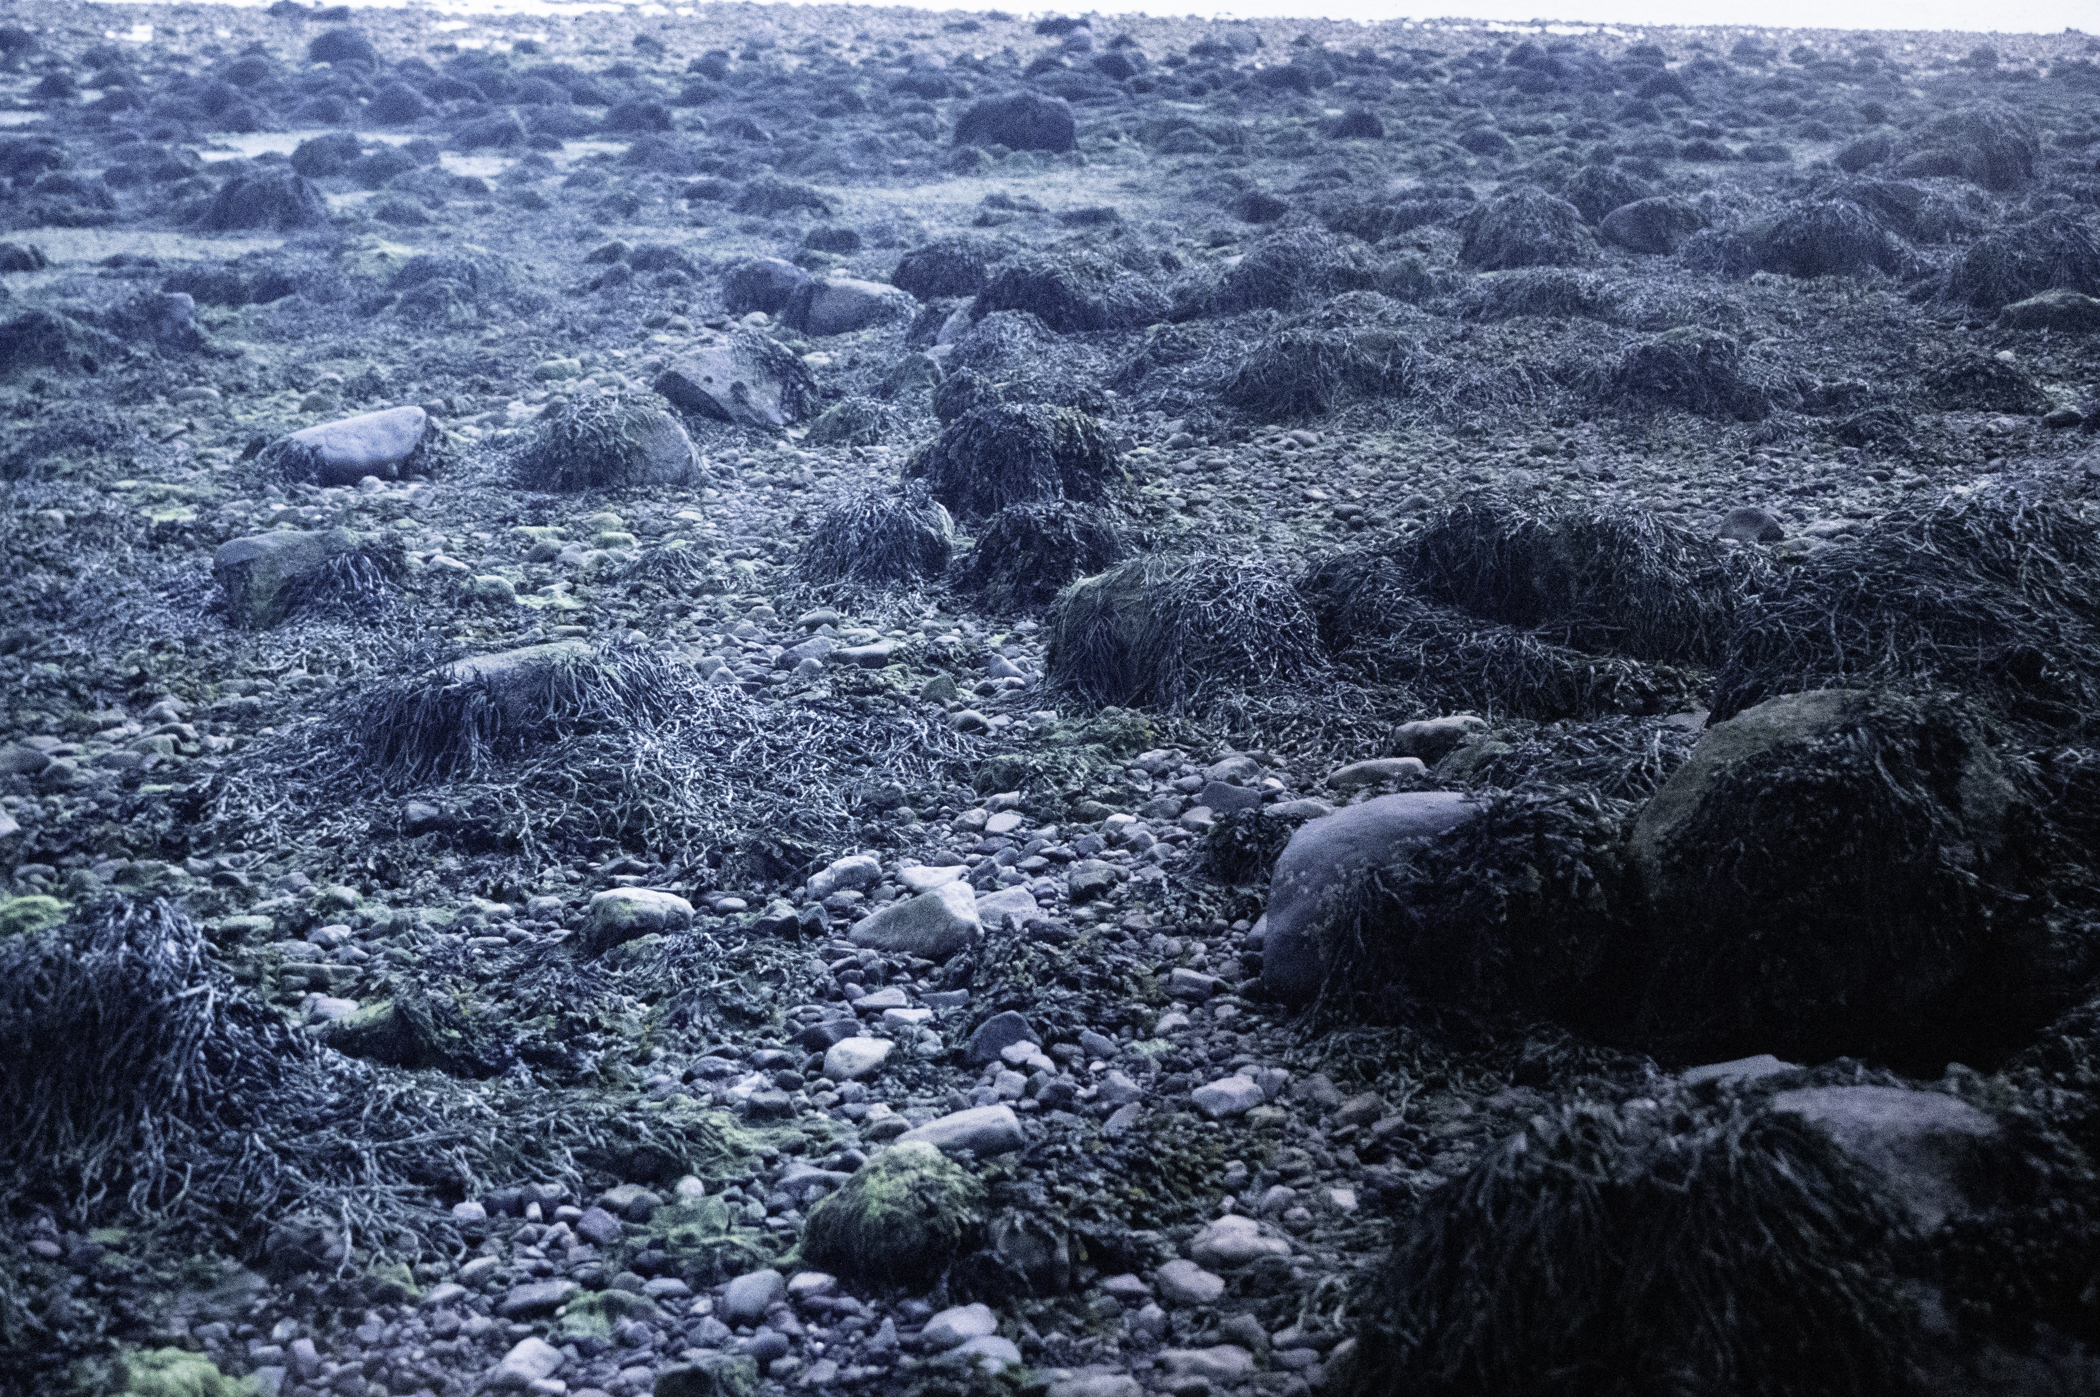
[
  {"left": 1327, "top": 757, "right": 1428, "bottom": 790},
  {"left": 1189, "top": 1215, "right": 1290, "bottom": 1269},
  {"left": 586, "top": 887, "right": 693, "bottom": 953},
  {"left": 485, "top": 1337, "right": 564, "bottom": 1390},
  {"left": 1159, "top": 1347, "right": 1257, "bottom": 1382},
  {"left": 953, "top": 1335, "right": 1023, "bottom": 1370},
  {"left": 1681, "top": 1054, "right": 1797, "bottom": 1087},
  {"left": 823, "top": 1037, "right": 894, "bottom": 1081},
  {"left": 721, "top": 1268, "right": 786, "bottom": 1326},
  {"left": 1772, "top": 1085, "right": 2000, "bottom": 1230},
  {"left": 923, "top": 1302, "right": 999, "bottom": 1350},
  {"left": 896, "top": 1104, "right": 1025, "bottom": 1156},
  {"left": 654, "top": 329, "right": 816, "bottom": 429},
  {"left": 1191, "top": 1075, "right": 1265, "bottom": 1119},
  {"left": 266, "top": 405, "right": 433, "bottom": 486}
]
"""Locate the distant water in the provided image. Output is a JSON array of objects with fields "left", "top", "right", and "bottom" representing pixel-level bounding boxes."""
[{"left": 74, "top": 0, "right": 2086, "bottom": 36}]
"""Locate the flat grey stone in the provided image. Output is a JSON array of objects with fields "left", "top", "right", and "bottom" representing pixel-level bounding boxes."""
[
  {"left": 1772, "top": 1085, "right": 1999, "bottom": 1229},
  {"left": 852, "top": 880, "right": 980, "bottom": 961},
  {"left": 976, "top": 885, "right": 1038, "bottom": 929},
  {"left": 496, "top": 1279, "right": 576, "bottom": 1318},
  {"left": 1159, "top": 1347, "right": 1257, "bottom": 1382},
  {"left": 896, "top": 1104, "right": 1024, "bottom": 1156},
  {"left": 266, "top": 405, "right": 431, "bottom": 486},
  {"left": 1326, "top": 758, "right": 1428, "bottom": 790},
  {"left": 1680, "top": 1054, "right": 1797, "bottom": 1087},
  {"left": 1189, "top": 1215, "right": 1290, "bottom": 1269},
  {"left": 654, "top": 329, "right": 816, "bottom": 429},
  {"left": 823, "top": 1036, "right": 894, "bottom": 1081},
  {"left": 486, "top": 1336, "right": 564, "bottom": 1389},
  {"left": 1191, "top": 1076, "right": 1265, "bottom": 1119},
  {"left": 923, "top": 1302, "right": 999, "bottom": 1350},
  {"left": 586, "top": 888, "right": 693, "bottom": 952}
]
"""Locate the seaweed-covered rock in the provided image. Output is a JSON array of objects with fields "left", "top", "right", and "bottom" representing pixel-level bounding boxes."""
[
  {"left": 259, "top": 406, "right": 438, "bottom": 486},
  {"left": 892, "top": 236, "right": 999, "bottom": 300},
  {"left": 510, "top": 394, "right": 698, "bottom": 491},
  {"left": 214, "top": 526, "right": 396, "bottom": 629},
  {"left": 1563, "top": 164, "right": 1654, "bottom": 224},
  {"left": 1613, "top": 327, "right": 1775, "bottom": 420},
  {"left": 587, "top": 888, "right": 694, "bottom": 952},
  {"left": 1749, "top": 200, "right": 1913, "bottom": 278},
  {"left": 1211, "top": 226, "right": 1379, "bottom": 314},
  {"left": 1339, "top": 1101, "right": 1917, "bottom": 1397},
  {"left": 654, "top": 330, "right": 817, "bottom": 429},
  {"left": 799, "top": 485, "right": 954, "bottom": 589},
  {"left": 1599, "top": 195, "right": 1706, "bottom": 254},
  {"left": 1998, "top": 289, "right": 2100, "bottom": 332},
  {"left": 1894, "top": 100, "right": 2038, "bottom": 190},
  {"left": 905, "top": 402, "right": 1120, "bottom": 518},
  {"left": 971, "top": 252, "right": 1169, "bottom": 334},
  {"left": 199, "top": 169, "right": 328, "bottom": 232},
  {"left": 114, "top": 1348, "right": 257, "bottom": 1397},
  {"left": 952, "top": 501, "right": 1129, "bottom": 612},
  {"left": 798, "top": 1140, "right": 987, "bottom": 1288},
  {"left": 1459, "top": 187, "right": 1593, "bottom": 269},
  {"left": 1944, "top": 211, "right": 2100, "bottom": 311},
  {"left": 1045, "top": 553, "right": 1329, "bottom": 714},
  {"left": 954, "top": 90, "right": 1076, "bottom": 152},
  {"left": 1633, "top": 689, "right": 2030, "bottom": 1062}
]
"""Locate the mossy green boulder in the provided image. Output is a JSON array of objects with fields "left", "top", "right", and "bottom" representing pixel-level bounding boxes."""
[{"left": 798, "top": 1140, "right": 987, "bottom": 1288}]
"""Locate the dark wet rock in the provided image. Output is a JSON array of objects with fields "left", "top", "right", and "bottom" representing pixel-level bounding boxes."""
[
  {"left": 722, "top": 256, "right": 810, "bottom": 316},
  {"left": 1259, "top": 793, "right": 1482, "bottom": 1006},
  {"left": 198, "top": 169, "right": 329, "bottom": 231},
  {"left": 1599, "top": 196, "right": 1706, "bottom": 254},
  {"left": 955, "top": 90, "right": 1076, "bottom": 152},
  {"left": 779, "top": 276, "right": 915, "bottom": 336},
  {"left": 214, "top": 526, "right": 377, "bottom": 628},
  {"left": 654, "top": 330, "right": 817, "bottom": 429}
]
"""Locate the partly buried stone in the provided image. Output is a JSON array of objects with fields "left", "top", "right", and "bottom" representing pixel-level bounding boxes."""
[
  {"left": 1191, "top": 1075, "right": 1266, "bottom": 1119},
  {"left": 1326, "top": 758, "right": 1427, "bottom": 791},
  {"left": 1718, "top": 506, "right": 1786, "bottom": 544},
  {"left": 654, "top": 329, "right": 818, "bottom": 429},
  {"left": 1997, "top": 288, "right": 2100, "bottom": 333},
  {"left": 965, "top": 1010, "right": 1036, "bottom": 1065},
  {"left": 1257, "top": 792, "right": 1482, "bottom": 1006},
  {"left": 1598, "top": 195, "right": 1707, "bottom": 255},
  {"left": 923, "top": 1302, "right": 999, "bottom": 1350},
  {"left": 214, "top": 526, "right": 389, "bottom": 628},
  {"left": 259, "top": 405, "right": 439, "bottom": 486},
  {"left": 954, "top": 90, "right": 1077, "bottom": 153},
  {"left": 655, "top": 1354, "right": 760, "bottom": 1397},
  {"left": 798, "top": 1140, "right": 988, "bottom": 1288},
  {"left": 1154, "top": 1259, "right": 1225, "bottom": 1306},
  {"left": 440, "top": 640, "right": 596, "bottom": 719},
  {"left": 850, "top": 880, "right": 980, "bottom": 961},
  {"left": 897, "top": 1104, "right": 1025, "bottom": 1156},
  {"left": 1391, "top": 714, "right": 1487, "bottom": 761},
  {"left": 586, "top": 888, "right": 693, "bottom": 953},
  {"left": 1770, "top": 1085, "right": 1999, "bottom": 1230},
  {"left": 1632, "top": 689, "right": 2027, "bottom": 1061},
  {"left": 781, "top": 277, "right": 916, "bottom": 337},
  {"left": 498, "top": 1279, "right": 578, "bottom": 1318},
  {"left": 1188, "top": 1214, "right": 1291, "bottom": 1269}
]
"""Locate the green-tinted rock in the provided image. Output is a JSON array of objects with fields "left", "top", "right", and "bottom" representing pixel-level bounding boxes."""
[
  {"left": 559, "top": 1287, "right": 663, "bottom": 1343},
  {"left": 116, "top": 1349, "right": 257, "bottom": 1397},
  {"left": 212, "top": 526, "right": 371, "bottom": 628},
  {"left": 799, "top": 1140, "right": 987, "bottom": 1288},
  {"left": 654, "top": 1354, "right": 759, "bottom": 1397}
]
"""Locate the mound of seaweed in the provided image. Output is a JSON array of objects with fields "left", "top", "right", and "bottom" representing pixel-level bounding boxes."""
[
  {"left": 798, "top": 484, "right": 953, "bottom": 590},
  {"left": 970, "top": 251, "right": 1169, "bottom": 333},
  {"left": 1308, "top": 788, "right": 1642, "bottom": 1032},
  {"left": 1711, "top": 486, "right": 2100, "bottom": 733},
  {"left": 1218, "top": 327, "right": 1389, "bottom": 420},
  {"left": 1210, "top": 226, "right": 1380, "bottom": 315},
  {"left": 1632, "top": 688, "right": 2048, "bottom": 1066},
  {"left": 1749, "top": 199, "right": 1916, "bottom": 279},
  {"left": 1045, "top": 553, "right": 1329, "bottom": 715},
  {"left": 1943, "top": 210, "right": 2100, "bottom": 310},
  {"left": 353, "top": 641, "right": 679, "bottom": 785},
  {"left": 1894, "top": 100, "right": 2038, "bottom": 191},
  {"left": 1611, "top": 327, "right": 1785, "bottom": 420},
  {"left": 1338, "top": 1100, "right": 1919, "bottom": 1397},
  {"left": 509, "top": 393, "right": 698, "bottom": 491},
  {"left": 904, "top": 402, "right": 1121, "bottom": 519},
  {"left": 950, "top": 501, "right": 1129, "bottom": 612}
]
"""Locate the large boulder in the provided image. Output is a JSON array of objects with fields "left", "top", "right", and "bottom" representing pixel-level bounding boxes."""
[
  {"left": 798, "top": 1140, "right": 987, "bottom": 1288},
  {"left": 954, "top": 91, "right": 1076, "bottom": 153},
  {"left": 259, "top": 405, "right": 437, "bottom": 486},
  {"left": 850, "top": 880, "right": 980, "bottom": 961},
  {"left": 199, "top": 169, "right": 329, "bottom": 232},
  {"left": 213, "top": 526, "right": 375, "bottom": 628},
  {"left": 780, "top": 277, "right": 915, "bottom": 337},
  {"left": 1257, "top": 793, "right": 1481, "bottom": 1006},
  {"left": 653, "top": 330, "right": 817, "bottom": 429},
  {"left": 509, "top": 395, "right": 698, "bottom": 490},
  {"left": 441, "top": 641, "right": 598, "bottom": 722},
  {"left": 1632, "top": 690, "right": 2028, "bottom": 1061}
]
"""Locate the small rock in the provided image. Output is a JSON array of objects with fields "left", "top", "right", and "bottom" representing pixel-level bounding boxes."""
[
  {"left": 260, "top": 405, "right": 434, "bottom": 486},
  {"left": 1191, "top": 1076, "right": 1265, "bottom": 1118},
  {"left": 1327, "top": 758, "right": 1427, "bottom": 791},
  {"left": 1189, "top": 1215, "right": 1290, "bottom": 1269},
  {"left": 1719, "top": 506, "right": 1786, "bottom": 544},
  {"left": 1680, "top": 1054, "right": 1797, "bottom": 1087},
  {"left": 966, "top": 1010, "right": 1037, "bottom": 1065},
  {"left": 498, "top": 1280, "right": 578, "bottom": 1318},
  {"left": 809, "top": 855, "right": 881, "bottom": 900},
  {"left": 486, "top": 1337, "right": 565, "bottom": 1390},
  {"left": 976, "top": 885, "right": 1038, "bottom": 929},
  {"left": 586, "top": 888, "right": 692, "bottom": 951},
  {"left": 575, "top": 1206, "right": 623, "bottom": 1245},
  {"left": 721, "top": 1268, "right": 787, "bottom": 1326},
  {"left": 896, "top": 1104, "right": 1026, "bottom": 1155},
  {"left": 1047, "top": 1378, "right": 1143, "bottom": 1397},
  {"left": 823, "top": 1037, "right": 894, "bottom": 1080},
  {"left": 953, "top": 1335, "right": 1023, "bottom": 1371},
  {"left": 1168, "top": 968, "right": 1223, "bottom": 1001},
  {"left": 923, "top": 1302, "right": 998, "bottom": 1350},
  {"left": 1159, "top": 1347, "right": 1257, "bottom": 1382},
  {"left": 1391, "top": 715, "right": 1488, "bottom": 762},
  {"left": 1153, "top": 1259, "right": 1225, "bottom": 1306},
  {"left": 851, "top": 880, "right": 980, "bottom": 960}
]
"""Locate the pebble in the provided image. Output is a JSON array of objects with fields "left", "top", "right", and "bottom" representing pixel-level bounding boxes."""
[
  {"left": 498, "top": 1280, "right": 577, "bottom": 1318},
  {"left": 823, "top": 1037, "right": 894, "bottom": 1080},
  {"left": 1189, "top": 1215, "right": 1292, "bottom": 1269},
  {"left": 1159, "top": 1346, "right": 1257, "bottom": 1382},
  {"left": 896, "top": 1104, "right": 1026, "bottom": 1155},
  {"left": 721, "top": 1268, "right": 787, "bottom": 1325},
  {"left": 1191, "top": 1075, "right": 1265, "bottom": 1118},
  {"left": 922, "top": 1302, "right": 999, "bottom": 1349}
]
